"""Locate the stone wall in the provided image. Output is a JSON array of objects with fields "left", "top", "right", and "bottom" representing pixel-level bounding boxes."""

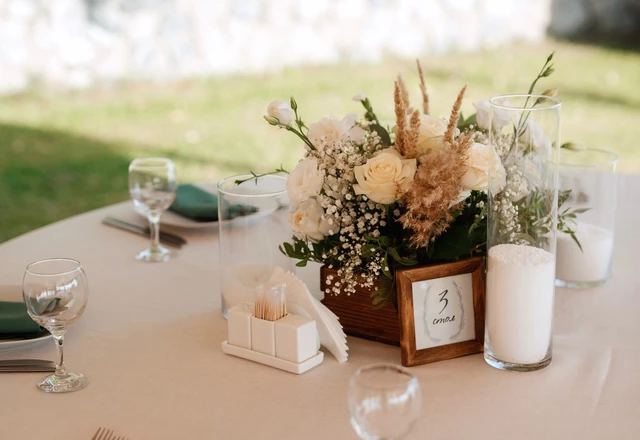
[{"left": 0, "top": 0, "right": 555, "bottom": 95}]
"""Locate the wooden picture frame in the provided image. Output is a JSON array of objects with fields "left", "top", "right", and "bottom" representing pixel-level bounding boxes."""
[{"left": 396, "top": 257, "right": 485, "bottom": 367}]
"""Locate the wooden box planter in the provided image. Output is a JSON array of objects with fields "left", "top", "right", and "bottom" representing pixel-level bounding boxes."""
[{"left": 320, "top": 265, "right": 401, "bottom": 346}]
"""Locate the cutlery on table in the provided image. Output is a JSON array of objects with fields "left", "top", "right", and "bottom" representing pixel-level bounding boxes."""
[
  {"left": 0, "top": 359, "right": 56, "bottom": 372},
  {"left": 102, "top": 216, "right": 187, "bottom": 248},
  {"left": 0, "top": 359, "right": 55, "bottom": 366},
  {"left": 92, "top": 427, "right": 128, "bottom": 440}
]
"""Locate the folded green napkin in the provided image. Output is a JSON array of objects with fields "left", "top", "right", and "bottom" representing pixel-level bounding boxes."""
[
  {"left": 0, "top": 301, "right": 41, "bottom": 335},
  {"left": 169, "top": 184, "right": 256, "bottom": 222}
]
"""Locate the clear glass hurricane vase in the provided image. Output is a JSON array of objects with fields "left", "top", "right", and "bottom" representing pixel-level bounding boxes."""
[
  {"left": 217, "top": 174, "right": 293, "bottom": 317},
  {"left": 485, "top": 94, "right": 561, "bottom": 372},
  {"left": 22, "top": 258, "right": 89, "bottom": 393}
]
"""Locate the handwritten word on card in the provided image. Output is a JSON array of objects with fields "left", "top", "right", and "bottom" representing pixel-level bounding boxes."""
[{"left": 412, "top": 272, "right": 476, "bottom": 350}]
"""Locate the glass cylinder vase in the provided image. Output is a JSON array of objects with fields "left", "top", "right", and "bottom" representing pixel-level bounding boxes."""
[
  {"left": 485, "top": 94, "right": 561, "bottom": 372},
  {"left": 555, "top": 148, "right": 618, "bottom": 288},
  {"left": 217, "top": 174, "right": 292, "bottom": 318}
]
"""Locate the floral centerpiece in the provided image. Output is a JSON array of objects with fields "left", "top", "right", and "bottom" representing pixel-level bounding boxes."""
[{"left": 263, "top": 53, "right": 579, "bottom": 316}]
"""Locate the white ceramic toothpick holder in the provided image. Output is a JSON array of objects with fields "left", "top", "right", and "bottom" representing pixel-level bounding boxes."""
[{"left": 222, "top": 302, "right": 323, "bottom": 374}]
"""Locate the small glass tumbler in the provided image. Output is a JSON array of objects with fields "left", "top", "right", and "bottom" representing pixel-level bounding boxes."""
[
  {"left": 348, "top": 364, "right": 422, "bottom": 440},
  {"left": 217, "top": 174, "right": 293, "bottom": 317},
  {"left": 485, "top": 94, "right": 561, "bottom": 372},
  {"left": 555, "top": 148, "right": 618, "bottom": 288}
]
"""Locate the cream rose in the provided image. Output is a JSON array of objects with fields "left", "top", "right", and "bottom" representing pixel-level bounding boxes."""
[
  {"left": 266, "top": 100, "right": 294, "bottom": 126},
  {"left": 286, "top": 158, "right": 324, "bottom": 206},
  {"left": 461, "top": 142, "right": 506, "bottom": 193},
  {"left": 416, "top": 115, "right": 447, "bottom": 154},
  {"left": 473, "top": 98, "right": 511, "bottom": 131},
  {"left": 289, "top": 198, "right": 331, "bottom": 242},
  {"left": 353, "top": 151, "right": 417, "bottom": 204}
]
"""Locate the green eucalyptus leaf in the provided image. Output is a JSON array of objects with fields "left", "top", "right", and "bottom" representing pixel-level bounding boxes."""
[
  {"left": 361, "top": 244, "right": 376, "bottom": 258},
  {"left": 370, "top": 123, "right": 392, "bottom": 146},
  {"left": 387, "top": 247, "right": 418, "bottom": 266},
  {"left": 431, "top": 224, "right": 472, "bottom": 260},
  {"left": 379, "top": 236, "right": 392, "bottom": 248},
  {"left": 381, "top": 254, "right": 392, "bottom": 278}
]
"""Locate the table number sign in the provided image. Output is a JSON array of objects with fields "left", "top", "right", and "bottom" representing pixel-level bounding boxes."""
[{"left": 396, "top": 257, "right": 485, "bottom": 367}]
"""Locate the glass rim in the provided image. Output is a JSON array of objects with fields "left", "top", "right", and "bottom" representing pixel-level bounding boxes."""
[
  {"left": 350, "top": 363, "right": 417, "bottom": 390},
  {"left": 25, "top": 258, "right": 83, "bottom": 276},
  {"left": 559, "top": 147, "right": 619, "bottom": 168},
  {"left": 490, "top": 94, "right": 562, "bottom": 111},
  {"left": 217, "top": 173, "right": 288, "bottom": 197},
  {"left": 129, "top": 157, "right": 175, "bottom": 168}
]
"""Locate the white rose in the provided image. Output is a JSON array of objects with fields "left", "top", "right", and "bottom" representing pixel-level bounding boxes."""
[
  {"left": 416, "top": 115, "right": 447, "bottom": 154},
  {"left": 473, "top": 100, "right": 491, "bottom": 131},
  {"left": 353, "top": 152, "right": 417, "bottom": 204},
  {"left": 289, "top": 198, "right": 331, "bottom": 242},
  {"left": 352, "top": 93, "right": 367, "bottom": 102},
  {"left": 307, "top": 116, "right": 344, "bottom": 149},
  {"left": 461, "top": 142, "right": 506, "bottom": 193},
  {"left": 450, "top": 190, "right": 472, "bottom": 207},
  {"left": 267, "top": 100, "right": 294, "bottom": 126},
  {"left": 348, "top": 125, "right": 366, "bottom": 144},
  {"left": 307, "top": 114, "right": 359, "bottom": 149},
  {"left": 473, "top": 99, "right": 511, "bottom": 131},
  {"left": 520, "top": 120, "right": 552, "bottom": 157},
  {"left": 286, "top": 158, "right": 324, "bottom": 206}
]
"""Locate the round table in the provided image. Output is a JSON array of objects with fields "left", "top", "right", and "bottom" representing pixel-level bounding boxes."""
[{"left": 1, "top": 176, "right": 639, "bottom": 440}]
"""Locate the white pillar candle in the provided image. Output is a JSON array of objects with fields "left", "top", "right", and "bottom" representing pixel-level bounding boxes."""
[
  {"left": 486, "top": 244, "right": 555, "bottom": 365},
  {"left": 556, "top": 221, "right": 614, "bottom": 283}
]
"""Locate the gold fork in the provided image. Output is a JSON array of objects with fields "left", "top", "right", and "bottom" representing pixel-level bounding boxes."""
[{"left": 92, "top": 427, "right": 128, "bottom": 440}]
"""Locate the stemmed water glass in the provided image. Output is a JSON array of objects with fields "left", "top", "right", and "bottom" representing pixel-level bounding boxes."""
[
  {"left": 128, "top": 157, "right": 178, "bottom": 262},
  {"left": 348, "top": 364, "right": 422, "bottom": 440},
  {"left": 22, "top": 258, "right": 89, "bottom": 393}
]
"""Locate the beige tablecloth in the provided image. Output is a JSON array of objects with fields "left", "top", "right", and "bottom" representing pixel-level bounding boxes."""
[{"left": 0, "top": 175, "right": 639, "bottom": 440}]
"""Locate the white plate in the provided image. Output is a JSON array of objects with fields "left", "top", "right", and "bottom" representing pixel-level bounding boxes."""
[
  {"left": 134, "top": 182, "right": 219, "bottom": 230},
  {"left": 0, "top": 285, "right": 52, "bottom": 353},
  {"left": 0, "top": 333, "right": 52, "bottom": 354}
]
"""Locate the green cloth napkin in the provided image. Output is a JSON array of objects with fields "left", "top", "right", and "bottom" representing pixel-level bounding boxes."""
[
  {"left": 0, "top": 301, "right": 41, "bottom": 334},
  {"left": 169, "top": 184, "right": 256, "bottom": 222}
]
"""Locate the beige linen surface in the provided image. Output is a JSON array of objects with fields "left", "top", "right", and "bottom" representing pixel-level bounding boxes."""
[{"left": 0, "top": 176, "right": 638, "bottom": 440}]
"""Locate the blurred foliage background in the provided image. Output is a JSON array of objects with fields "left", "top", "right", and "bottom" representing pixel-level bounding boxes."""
[{"left": 0, "top": 38, "right": 639, "bottom": 242}]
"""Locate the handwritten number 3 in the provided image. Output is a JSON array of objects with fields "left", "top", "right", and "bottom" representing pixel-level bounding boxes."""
[{"left": 438, "top": 290, "right": 449, "bottom": 314}]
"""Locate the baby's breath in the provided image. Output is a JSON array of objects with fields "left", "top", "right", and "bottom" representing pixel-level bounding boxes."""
[{"left": 304, "top": 122, "right": 392, "bottom": 295}]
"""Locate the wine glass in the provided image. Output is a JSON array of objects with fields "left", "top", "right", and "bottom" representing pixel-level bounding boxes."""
[
  {"left": 22, "top": 258, "right": 89, "bottom": 393},
  {"left": 348, "top": 364, "right": 422, "bottom": 440},
  {"left": 128, "top": 157, "right": 178, "bottom": 262}
]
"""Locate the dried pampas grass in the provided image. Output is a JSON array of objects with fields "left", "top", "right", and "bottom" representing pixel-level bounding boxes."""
[
  {"left": 399, "top": 86, "right": 472, "bottom": 248},
  {"left": 394, "top": 79, "right": 408, "bottom": 155},
  {"left": 416, "top": 59, "right": 429, "bottom": 115}
]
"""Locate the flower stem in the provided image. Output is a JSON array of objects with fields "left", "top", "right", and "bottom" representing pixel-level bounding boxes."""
[
  {"left": 234, "top": 168, "right": 289, "bottom": 186},
  {"left": 284, "top": 125, "right": 316, "bottom": 150}
]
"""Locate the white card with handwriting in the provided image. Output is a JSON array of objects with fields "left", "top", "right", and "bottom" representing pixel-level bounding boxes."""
[{"left": 412, "top": 273, "right": 476, "bottom": 350}]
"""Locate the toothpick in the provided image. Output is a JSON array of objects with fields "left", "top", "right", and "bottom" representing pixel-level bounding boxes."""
[{"left": 254, "top": 283, "right": 287, "bottom": 321}]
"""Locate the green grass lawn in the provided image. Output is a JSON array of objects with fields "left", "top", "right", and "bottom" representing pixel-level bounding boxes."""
[{"left": 1, "top": 39, "right": 639, "bottom": 242}]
